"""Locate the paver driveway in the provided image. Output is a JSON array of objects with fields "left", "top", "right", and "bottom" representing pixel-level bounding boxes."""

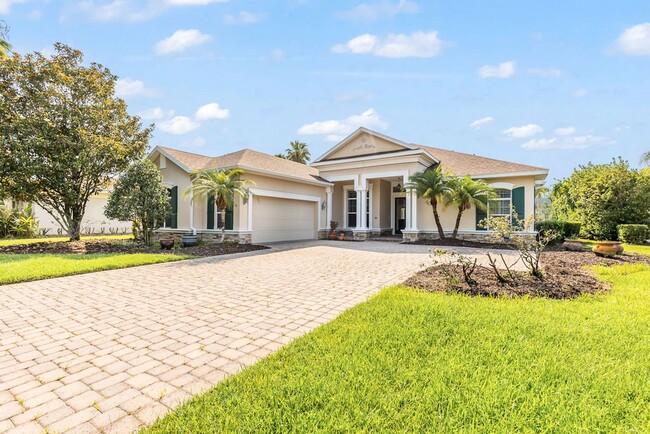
[{"left": 0, "top": 241, "right": 520, "bottom": 433}]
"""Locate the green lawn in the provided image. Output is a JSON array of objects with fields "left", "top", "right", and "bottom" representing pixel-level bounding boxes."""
[
  {"left": 0, "top": 234, "right": 132, "bottom": 247},
  {"left": 0, "top": 253, "right": 192, "bottom": 285},
  {"left": 145, "top": 264, "right": 650, "bottom": 433}
]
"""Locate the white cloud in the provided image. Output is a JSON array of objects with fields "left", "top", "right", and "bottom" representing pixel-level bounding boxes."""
[
  {"left": 195, "top": 102, "right": 230, "bottom": 121},
  {"left": 527, "top": 67, "right": 562, "bottom": 77},
  {"left": 269, "top": 48, "right": 286, "bottom": 62},
  {"left": 572, "top": 88, "right": 589, "bottom": 98},
  {"left": 502, "top": 123, "right": 543, "bottom": 139},
  {"left": 71, "top": 0, "right": 228, "bottom": 22},
  {"left": 554, "top": 126, "right": 576, "bottom": 136},
  {"left": 332, "top": 31, "right": 443, "bottom": 58},
  {"left": 336, "top": 0, "right": 418, "bottom": 21},
  {"left": 613, "top": 23, "right": 650, "bottom": 56},
  {"left": 521, "top": 138, "right": 559, "bottom": 150},
  {"left": 223, "top": 11, "right": 262, "bottom": 24},
  {"left": 298, "top": 108, "right": 388, "bottom": 142},
  {"left": 522, "top": 134, "right": 613, "bottom": 150},
  {"left": 157, "top": 116, "right": 200, "bottom": 135},
  {"left": 0, "top": 0, "right": 27, "bottom": 15},
  {"left": 469, "top": 116, "right": 493, "bottom": 129},
  {"left": 478, "top": 61, "right": 516, "bottom": 79},
  {"left": 155, "top": 29, "right": 212, "bottom": 55},
  {"left": 115, "top": 78, "right": 158, "bottom": 97},
  {"left": 139, "top": 107, "right": 175, "bottom": 120}
]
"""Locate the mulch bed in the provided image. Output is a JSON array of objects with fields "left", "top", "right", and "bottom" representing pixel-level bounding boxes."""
[
  {"left": 0, "top": 239, "right": 269, "bottom": 257},
  {"left": 409, "top": 238, "right": 515, "bottom": 250},
  {"left": 404, "top": 250, "right": 650, "bottom": 299}
]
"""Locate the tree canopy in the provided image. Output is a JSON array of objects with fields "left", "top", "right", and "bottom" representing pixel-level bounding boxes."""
[
  {"left": 104, "top": 160, "right": 171, "bottom": 244},
  {"left": 551, "top": 158, "right": 650, "bottom": 240},
  {"left": 285, "top": 141, "right": 311, "bottom": 164},
  {"left": 0, "top": 21, "right": 10, "bottom": 59},
  {"left": 0, "top": 43, "right": 152, "bottom": 240}
]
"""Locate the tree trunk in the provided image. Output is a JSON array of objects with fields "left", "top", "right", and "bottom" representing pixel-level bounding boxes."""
[
  {"left": 219, "top": 208, "right": 226, "bottom": 243},
  {"left": 431, "top": 201, "right": 445, "bottom": 240},
  {"left": 68, "top": 213, "right": 82, "bottom": 241},
  {"left": 452, "top": 206, "right": 463, "bottom": 239}
]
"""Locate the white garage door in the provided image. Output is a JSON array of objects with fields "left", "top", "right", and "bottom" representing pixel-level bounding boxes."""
[{"left": 252, "top": 196, "right": 317, "bottom": 243}]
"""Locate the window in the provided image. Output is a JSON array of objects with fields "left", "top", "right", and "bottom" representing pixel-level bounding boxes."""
[
  {"left": 347, "top": 190, "right": 357, "bottom": 228},
  {"left": 488, "top": 188, "right": 512, "bottom": 220},
  {"left": 164, "top": 186, "right": 178, "bottom": 229}
]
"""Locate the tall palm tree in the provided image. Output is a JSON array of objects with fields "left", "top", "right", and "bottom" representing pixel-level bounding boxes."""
[
  {"left": 404, "top": 167, "right": 450, "bottom": 240},
  {"left": 641, "top": 151, "right": 650, "bottom": 166},
  {"left": 0, "top": 21, "right": 10, "bottom": 59},
  {"left": 185, "top": 168, "right": 252, "bottom": 243},
  {"left": 444, "top": 176, "right": 495, "bottom": 239},
  {"left": 285, "top": 141, "right": 310, "bottom": 164}
]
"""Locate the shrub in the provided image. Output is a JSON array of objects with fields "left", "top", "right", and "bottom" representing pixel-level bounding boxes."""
[
  {"left": 0, "top": 203, "right": 39, "bottom": 238},
  {"left": 534, "top": 220, "right": 582, "bottom": 242},
  {"left": 617, "top": 224, "right": 648, "bottom": 244},
  {"left": 551, "top": 158, "right": 650, "bottom": 240}
]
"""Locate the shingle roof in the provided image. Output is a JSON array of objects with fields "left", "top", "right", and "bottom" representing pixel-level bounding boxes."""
[
  {"left": 418, "top": 145, "right": 548, "bottom": 177},
  {"left": 158, "top": 146, "right": 329, "bottom": 185}
]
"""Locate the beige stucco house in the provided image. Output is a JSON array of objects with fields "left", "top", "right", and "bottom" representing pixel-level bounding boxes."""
[{"left": 148, "top": 128, "right": 548, "bottom": 244}]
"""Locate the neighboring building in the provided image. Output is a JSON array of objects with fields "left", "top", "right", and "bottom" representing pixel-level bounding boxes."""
[
  {"left": 32, "top": 190, "right": 131, "bottom": 236},
  {"left": 149, "top": 128, "right": 548, "bottom": 244}
]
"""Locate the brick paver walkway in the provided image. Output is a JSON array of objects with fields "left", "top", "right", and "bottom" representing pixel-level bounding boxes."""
[{"left": 0, "top": 241, "right": 519, "bottom": 433}]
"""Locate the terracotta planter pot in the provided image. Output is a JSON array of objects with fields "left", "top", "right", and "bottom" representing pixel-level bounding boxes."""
[
  {"left": 592, "top": 241, "right": 624, "bottom": 257},
  {"left": 338, "top": 232, "right": 345, "bottom": 241},
  {"left": 328, "top": 232, "right": 337, "bottom": 240},
  {"left": 160, "top": 239, "right": 175, "bottom": 250}
]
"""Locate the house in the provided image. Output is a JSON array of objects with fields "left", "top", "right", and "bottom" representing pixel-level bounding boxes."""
[
  {"left": 32, "top": 189, "right": 132, "bottom": 236},
  {"left": 148, "top": 127, "right": 548, "bottom": 244}
]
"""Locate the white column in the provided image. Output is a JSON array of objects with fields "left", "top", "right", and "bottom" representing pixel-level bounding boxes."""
[
  {"left": 247, "top": 193, "right": 253, "bottom": 231},
  {"left": 326, "top": 189, "right": 333, "bottom": 229},
  {"left": 356, "top": 189, "right": 367, "bottom": 230},
  {"left": 410, "top": 190, "right": 418, "bottom": 231},
  {"left": 404, "top": 175, "right": 412, "bottom": 231}
]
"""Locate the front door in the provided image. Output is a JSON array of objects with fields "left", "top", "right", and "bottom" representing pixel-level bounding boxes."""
[{"left": 395, "top": 197, "right": 406, "bottom": 234}]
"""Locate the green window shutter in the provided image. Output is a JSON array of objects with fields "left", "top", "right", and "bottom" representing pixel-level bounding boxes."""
[
  {"left": 476, "top": 196, "right": 487, "bottom": 230},
  {"left": 226, "top": 206, "right": 234, "bottom": 230},
  {"left": 512, "top": 186, "right": 525, "bottom": 220},
  {"left": 170, "top": 186, "right": 178, "bottom": 229},
  {"left": 207, "top": 195, "right": 215, "bottom": 230}
]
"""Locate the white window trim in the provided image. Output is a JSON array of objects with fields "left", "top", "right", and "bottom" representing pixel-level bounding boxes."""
[{"left": 342, "top": 184, "right": 372, "bottom": 230}]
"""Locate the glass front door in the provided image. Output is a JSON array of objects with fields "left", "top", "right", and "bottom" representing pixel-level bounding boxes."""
[{"left": 395, "top": 197, "right": 406, "bottom": 234}]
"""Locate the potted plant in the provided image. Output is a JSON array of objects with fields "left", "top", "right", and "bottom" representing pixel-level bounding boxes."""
[
  {"left": 181, "top": 234, "right": 199, "bottom": 247},
  {"left": 160, "top": 239, "right": 175, "bottom": 250},
  {"left": 338, "top": 231, "right": 345, "bottom": 241},
  {"left": 592, "top": 240, "right": 624, "bottom": 257},
  {"left": 329, "top": 221, "right": 339, "bottom": 240}
]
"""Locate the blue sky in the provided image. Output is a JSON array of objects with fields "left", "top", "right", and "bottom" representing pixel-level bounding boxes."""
[{"left": 2, "top": 0, "right": 650, "bottom": 182}]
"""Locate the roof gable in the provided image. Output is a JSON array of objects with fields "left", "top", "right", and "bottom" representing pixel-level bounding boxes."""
[{"left": 314, "top": 127, "right": 416, "bottom": 162}]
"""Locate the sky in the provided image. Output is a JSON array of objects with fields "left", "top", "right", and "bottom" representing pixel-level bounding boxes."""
[{"left": 2, "top": 0, "right": 650, "bottom": 183}]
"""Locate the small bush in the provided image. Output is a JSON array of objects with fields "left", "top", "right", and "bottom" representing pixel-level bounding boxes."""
[
  {"left": 563, "top": 222, "right": 581, "bottom": 239},
  {"left": 535, "top": 220, "right": 582, "bottom": 242},
  {"left": 617, "top": 224, "right": 648, "bottom": 244},
  {"left": 0, "top": 203, "right": 39, "bottom": 238}
]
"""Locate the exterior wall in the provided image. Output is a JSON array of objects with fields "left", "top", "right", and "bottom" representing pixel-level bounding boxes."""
[
  {"left": 32, "top": 194, "right": 131, "bottom": 235},
  {"left": 415, "top": 175, "right": 538, "bottom": 233},
  {"left": 152, "top": 155, "right": 193, "bottom": 231},
  {"left": 379, "top": 180, "right": 392, "bottom": 229},
  {"left": 327, "top": 132, "right": 407, "bottom": 160}
]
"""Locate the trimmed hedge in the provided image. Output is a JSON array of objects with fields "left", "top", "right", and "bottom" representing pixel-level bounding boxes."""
[
  {"left": 617, "top": 224, "right": 648, "bottom": 244},
  {"left": 535, "top": 220, "right": 582, "bottom": 242}
]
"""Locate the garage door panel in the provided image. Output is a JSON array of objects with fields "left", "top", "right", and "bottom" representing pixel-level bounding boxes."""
[{"left": 252, "top": 196, "right": 317, "bottom": 243}]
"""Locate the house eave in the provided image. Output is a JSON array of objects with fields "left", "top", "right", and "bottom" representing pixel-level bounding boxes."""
[
  {"left": 312, "top": 149, "right": 439, "bottom": 168},
  {"left": 313, "top": 127, "right": 418, "bottom": 163},
  {"left": 471, "top": 170, "right": 549, "bottom": 179}
]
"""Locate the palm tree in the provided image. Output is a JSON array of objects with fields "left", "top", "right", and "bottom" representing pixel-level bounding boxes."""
[
  {"left": 185, "top": 168, "right": 252, "bottom": 243},
  {"left": 0, "top": 21, "right": 10, "bottom": 59},
  {"left": 404, "top": 167, "right": 450, "bottom": 240},
  {"left": 444, "top": 176, "right": 495, "bottom": 239},
  {"left": 641, "top": 151, "right": 650, "bottom": 166},
  {"left": 285, "top": 141, "right": 310, "bottom": 164}
]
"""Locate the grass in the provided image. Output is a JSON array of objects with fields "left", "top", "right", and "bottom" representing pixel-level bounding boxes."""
[
  {"left": 0, "top": 234, "right": 132, "bottom": 247},
  {"left": 0, "top": 253, "right": 192, "bottom": 285},
  {"left": 145, "top": 264, "right": 650, "bottom": 433}
]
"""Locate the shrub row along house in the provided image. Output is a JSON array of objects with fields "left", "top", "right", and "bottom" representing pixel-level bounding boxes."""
[{"left": 148, "top": 128, "right": 548, "bottom": 244}]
